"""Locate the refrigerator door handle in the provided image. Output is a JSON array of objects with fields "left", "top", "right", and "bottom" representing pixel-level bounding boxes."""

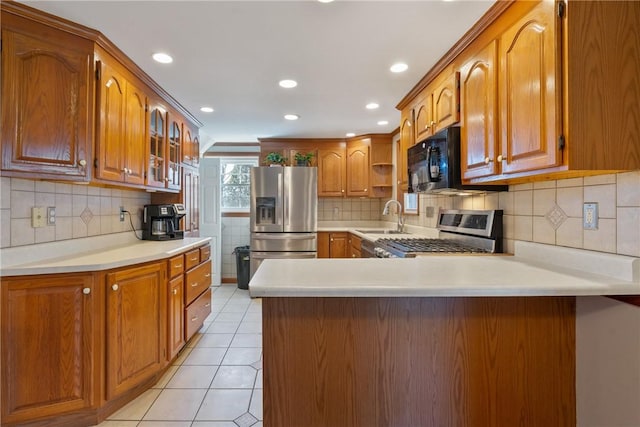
[
  {"left": 278, "top": 171, "right": 284, "bottom": 227},
  {"left": 253, "top": 234, "right": 316, "bottom": 240}
]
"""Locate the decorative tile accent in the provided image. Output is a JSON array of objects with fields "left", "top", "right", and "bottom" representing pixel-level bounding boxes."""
[
  {"left": 80, "top": 207, "right": 94, "bottom": 225},
  {"left": 546, "top": 204, "right": 568, "bottom": 230},
  {"left": 235, "top": 412, "right": 258, "bottom": 427}
]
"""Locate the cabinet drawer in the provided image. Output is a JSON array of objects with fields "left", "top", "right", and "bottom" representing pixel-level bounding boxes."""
[
  {"left": 185, "top": 287, "right": 212, "bottom": 341},
  {"left": 199, "top": 245, "right": 211, "bottom": 262},
  {"left": 168, "top": 254, "right": 185, "bottom": 279},
  {"left": 184, "top": 261, "right": 211, "bottom": 305},
  {"left": 184, "top": 249, "right": 200, "bottom": 270}
]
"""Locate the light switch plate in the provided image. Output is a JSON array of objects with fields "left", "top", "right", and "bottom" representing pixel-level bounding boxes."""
[
  {"left": 583, "top": 202, "right": 598, "bottom": 230},
  {"left": 32, "top": 207, "right": 46, "bottom": 228}
]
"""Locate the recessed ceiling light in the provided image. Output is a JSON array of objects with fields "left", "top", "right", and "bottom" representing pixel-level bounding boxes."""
[
  {"left": 318, "top": 0, "right": 334, "bottom": 3},
  {"left": 390, "top": 62, "right": 408, "bottom": 73},
  {"left": 152, "top": 52, "right": 173, "bottom": 64},
  {"left": 279, "top": 79, "right": 298, "bottom": 88},
  {"left": 200, "top": 107, "right": 214, "bottom": 113},
  {"left": 377, "top": 120, "right": 389, "bottom": 126},
  {"left": 346, "top": 132, "right": 356, "bottom": 137},
  {"left": 284, "top": 114, "right": 299, "bottom": 120},
  {"left": 366, "top": 102, "right": 379, "bottom": 110}
]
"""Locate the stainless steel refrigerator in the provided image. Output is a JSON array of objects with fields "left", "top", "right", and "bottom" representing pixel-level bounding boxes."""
[{"left": 249, "top": 166, "right": 317, "bottom": 279}]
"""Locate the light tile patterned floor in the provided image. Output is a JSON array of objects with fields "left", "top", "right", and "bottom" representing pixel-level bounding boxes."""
[{"left": 95, "top": 286, "right": 263, "bottom": 427}]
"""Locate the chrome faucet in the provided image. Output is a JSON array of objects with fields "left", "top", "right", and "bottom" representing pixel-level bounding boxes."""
[{"left": 382, "top": 199, "right": 404, "bottom": 232}]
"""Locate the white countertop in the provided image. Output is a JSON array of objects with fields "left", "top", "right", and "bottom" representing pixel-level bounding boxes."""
[
  {"left": 249, "top": 241, "right": 640, "bottom": 298},
  {"left": 0, "top": 235, "right": 211, "bottom": 277}
]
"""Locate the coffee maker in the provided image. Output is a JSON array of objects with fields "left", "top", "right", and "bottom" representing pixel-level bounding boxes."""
[{"left": 142, "top": 204, "right": 186, "bottom": 240}]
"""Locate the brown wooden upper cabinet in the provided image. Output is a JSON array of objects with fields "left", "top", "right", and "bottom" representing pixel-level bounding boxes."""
[
  {"left": 0, "top": 2, "right": 201, "bottom": 191},
  {"left": 317, "top": 147, "right": 346, "bottom": 197},
  {"left": 397, "top": 109, "right": 414, "bottom": 197},
  {"left": 346, "top": 139, "right": 370, "bottom": 197},
  {"left": 414, "top": 71, "right": 460, "bottom": 143},
  {"left": 458, "top": 0, "right": 640, "bottom": 183},
  {"left": 1, "top": 16, "right": 93, "bottom": 181},
  {"left": 499, "top": 0, "right": 560, "bottom": 175},
  {"left": 182, "top": 125, "right": 200, "bottom": 166},
  {"left": 95, "top": 50, "right": 147, "bottom": 186},
  {"left": 460, "top": 40, "right": 499, "bottom": 181}
]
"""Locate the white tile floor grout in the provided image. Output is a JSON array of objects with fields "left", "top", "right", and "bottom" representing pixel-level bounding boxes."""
[{"left": 95, "top": 285, "right": 263, "bottom": 427}]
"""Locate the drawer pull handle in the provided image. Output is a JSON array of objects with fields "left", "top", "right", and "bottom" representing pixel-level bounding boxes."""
[
  {"left": 191, "top": 316, "right": 198, "bottom": 322},
  {"left": 175, "top": 264, "right": 182, "bottom": 268},
  {"left": 83, "top": 287, "right": 91, "bottom": 295},
  {"left": 205, "top": 273, "right": 211, "bottom": 278},
  {"left": 205, "top": 303, "right": 211, "bottom": 307},
  {"left": 191, "top": 282, "right": 199, "bottom": 287},
  {"left": 190, "top": 257, "right": 198, "bottom": 261},
  {"left": 112, "top": 284, "right": 119, "bottom": 291}
]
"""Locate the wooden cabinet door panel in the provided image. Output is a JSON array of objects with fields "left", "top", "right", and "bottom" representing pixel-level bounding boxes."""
[
  {"left": 124, "top": 82, "right": 147, "bottom": 185},
  {"left": 433, "top": 72, "right": 460, "bottom": 131},
  {"left": 346, "top": 143, "right": 369, "bottom": 196},
  {"left": 329, "top": 232, "right": 349, "bottom": 258},
  {"left": 96, "top": 60, "right": 126, "bottom": 182},
  {"left": 106, "top": 262, "right": 166, "bottom": 399},
  {"left": 397, "top": 110, "right": 414, "bottom": 197},
  {"left": 461, "top": 41, "right": 499, "bottom": 180},
  {"left": 500, "top": 0, "right": 561, "bottom": 174},
  {"left": 1, "top": 28, "right": 91, "bottom": 180},
  {"left": 1, "top": 274, "right": 95, "bottom": 423},
  {"left": 318, "top": 148, "right": 345, "bottom": 197},
  {"left": 168, "top": 275, "right": 185, "bottom": 360},
  {"left": 414, "top": 95, "right": 433, "bottom": 143},
  {"left": 317, "top": 232, "right": 330, "bottom": 258}
]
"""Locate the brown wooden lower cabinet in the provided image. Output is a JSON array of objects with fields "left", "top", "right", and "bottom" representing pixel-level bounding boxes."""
[
  {"left": 0, "top": 243, "right": 212, "bottom": 426},
  {"left": 263, "top": 296, "right": 576, "bottom": 427},
  {"left": 105, "top": 262, "right": 167, "bottom": 400},
  {"left": 1, "top": 273, "right": 97, "bottom": 426},
  {"left": 317, "top": 231, "right": 349, "bottom": 258}
]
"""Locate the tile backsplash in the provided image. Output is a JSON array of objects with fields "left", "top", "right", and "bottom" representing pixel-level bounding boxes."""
[
  {"left": 401, "top": 171, "right": 640, "bottom": 257},
  {"left": 0, "top": 177, "right": 150, "bottom": 248},
  {"left": 318, "top": 198, "right": 383, "bottom": 221}
]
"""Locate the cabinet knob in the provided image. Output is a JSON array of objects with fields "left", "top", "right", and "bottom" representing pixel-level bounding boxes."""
[
  {"left": 341, "top": 189, "right": 345, "bottom": 193},
  {"left": 497, "top": 155, "right": 505, "bottom": 162},
  {"left": 122, "top": 168, "right": 127, "bottom": 173},
  {"left": 364, "top": 188, "right": 367, "bottom": 192},
  {"left": 430, "top": 120, "right": 436, "bottom": 126},
  {"left": 83, "top": 287, "right": 91, "bottom": 295},
  {"left": 484, "top": 157, "right": 493, "bottom": 164},
  {"left": 78, "top": 159, "right": 87, "bottom": 167},
  {"left": 173, "top": 289, "right": 178, "bottom": 295},
  {"left": 112, "top": 284, "right": 119, "bottom": 291}
]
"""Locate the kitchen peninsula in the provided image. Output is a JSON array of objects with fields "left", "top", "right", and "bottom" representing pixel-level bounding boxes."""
[{"left": 250, "top": 242, "right": 640, "bottom": 427}]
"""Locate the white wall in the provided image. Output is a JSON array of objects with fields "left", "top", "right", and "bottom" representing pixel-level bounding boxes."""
[{"left": 221, "top": 216, "right": 250, "bottom": 280}]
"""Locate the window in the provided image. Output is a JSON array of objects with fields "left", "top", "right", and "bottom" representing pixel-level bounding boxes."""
[{"left": 220, "top": 158, "right": 258, "bottom": 212}]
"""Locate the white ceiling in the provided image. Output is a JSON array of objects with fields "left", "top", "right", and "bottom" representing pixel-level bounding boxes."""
[{"left": 21, "top": 0, "right": 495, "bottom": 150}]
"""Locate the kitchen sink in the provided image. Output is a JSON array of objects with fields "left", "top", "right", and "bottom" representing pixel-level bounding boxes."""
[{"left": 355, "top": 229, "right": 407, "bottom": 235}]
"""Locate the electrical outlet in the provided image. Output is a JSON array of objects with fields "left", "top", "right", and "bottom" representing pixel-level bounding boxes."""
[
  {"left": 120, "top": 206, "right": 125, "bottom": 222},
  {"left": 583, "top": 203, "right": 598, "bottom": 230},
  {"left": 47, "top": 207, "right": 56, "bottom": 225}
]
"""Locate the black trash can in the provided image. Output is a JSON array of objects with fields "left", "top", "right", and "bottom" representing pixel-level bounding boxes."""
[{"left": 233, "top": 245, "right": 251, "bottom": 290}]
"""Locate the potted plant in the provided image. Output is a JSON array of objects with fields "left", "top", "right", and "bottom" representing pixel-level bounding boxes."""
[
  {"left": 294, "top": 152, "right": 314, "bottom": 166},
  {"left": 264, "top": 152, "right": 287, "bottom": 166}
]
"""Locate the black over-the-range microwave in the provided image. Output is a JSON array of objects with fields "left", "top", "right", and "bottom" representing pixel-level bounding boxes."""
[{"left": 407, "top": 127, "right": 507, "bottom": 194}]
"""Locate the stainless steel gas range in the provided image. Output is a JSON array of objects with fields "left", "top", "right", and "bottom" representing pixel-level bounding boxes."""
[{"left": 363, "top": 209, "right": 503, "bottom": 258}]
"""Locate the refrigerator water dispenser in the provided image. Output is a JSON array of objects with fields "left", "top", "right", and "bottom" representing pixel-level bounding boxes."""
[{"left": 256, "top": 197, "right": 276, "bottom": 225}]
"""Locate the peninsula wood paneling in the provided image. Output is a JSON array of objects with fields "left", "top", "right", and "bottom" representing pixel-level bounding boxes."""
[{"left": 263, "top": 296, "right": 576, "bottom": 427}]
